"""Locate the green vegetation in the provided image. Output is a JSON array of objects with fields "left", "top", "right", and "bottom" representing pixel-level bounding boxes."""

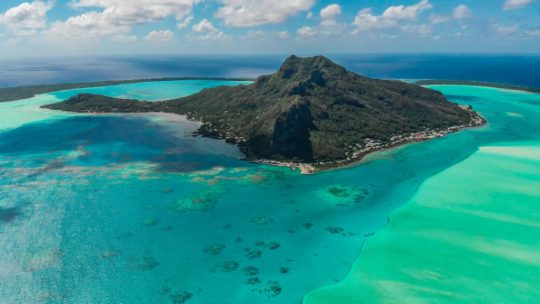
[
  {"left": 0, "top": 77, "right": 253, "bottom": 103},
  {"left": 43, "top": 55, "right": 482, "bottom": 167},
  {"left": 45, "top": 93, "right": 156, "bottom": 113}
]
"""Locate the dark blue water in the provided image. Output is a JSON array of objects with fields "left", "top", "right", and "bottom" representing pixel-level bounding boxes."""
[{"left": 1, "top": 54, "right": 539, "bottom": 89}]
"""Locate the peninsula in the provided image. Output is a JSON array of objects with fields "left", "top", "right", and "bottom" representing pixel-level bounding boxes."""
[{"left": 43, "top": 55, "right": 485, "bottom": 173}]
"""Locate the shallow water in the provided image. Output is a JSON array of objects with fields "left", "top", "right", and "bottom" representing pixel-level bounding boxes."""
[
  {"left": 0, "top": 82, "right": 538, "bottom": 303},
  {"left": 304, "top": 86, "right": 540, "bottom": 303},
  {"left": 50, "top": 79, "right": 251, "bottom": 102}
]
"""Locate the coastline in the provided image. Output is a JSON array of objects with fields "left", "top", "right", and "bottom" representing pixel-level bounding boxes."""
[
  {"left": 30, "top": 74, "right": 491, "bottom": 175},
  {"left": 252, "top": 107, "right": 486, "bottom": 174},
  {"left": 414, "top": 79, "right": 540, "bottom": 93},
  {"left": 43, "top": 95, "right": 487, "bottom": 175},
  {"left": 0, "top": 77, "right": 255, "bottom": 103}
]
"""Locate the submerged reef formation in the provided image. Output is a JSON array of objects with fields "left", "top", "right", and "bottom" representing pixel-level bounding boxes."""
[
  {"left": 203, "top": 243, "right": 226, "bottom": 255},
  {"left": 251, "top": 216, "right": 274, "bottom": 225},
  {"left": 244, "top": 248, "right": 263, "bottom": 260},
  {"left": 170, "top": 291, "right": 193, "bottom": 304},
  {"left": 131, "top": 256, "right": 160, "bottom": 270},
  {"left": 317, "top": 185, "right": 369, "bottom": 206},
  {"left": 169, "top": 186, "right": 225, "bottom": 213},
  {"left": 211, "top": 261, "right": 239, "bottom": 273},
  {"left": 0, "top": 206, "right": 22, "bottom": 224},
  {"left": 325, "top": 227, "right": 345, "bottom": 234},
  {"left": 243, "top": 266, "right": 260, "bottom": 276},
  {"left": 257, "top": 281, "right": 282, "bottom": 298}
]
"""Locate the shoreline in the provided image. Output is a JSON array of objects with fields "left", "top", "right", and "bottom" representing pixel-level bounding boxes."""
[
  {"left": 52, "top": 105, "right": 487, "bottom": 175},
  {"left": 50, "top": 107, "right": 486, "bottom": 175},
  {"left": 414, "top": 79, "right": 540, "bottom": 93},
  {"left": 0, "top": 77, "right": 255, "bottom": 103},
  {"left": 252, "top": 107, "right": 486, "bottom": 174}
]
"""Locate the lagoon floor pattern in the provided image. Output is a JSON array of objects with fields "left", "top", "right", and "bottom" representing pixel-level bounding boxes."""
[
  {"left": 305, "top": 86, "right": 540, "bottom": 304},
  {"left": 0, "top": 82, "right": 538, "bottom": 303}
]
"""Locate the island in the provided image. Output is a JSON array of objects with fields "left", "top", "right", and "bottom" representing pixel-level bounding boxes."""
[{"left": 43, "top": 55, "right": 486, "bottom": 173}]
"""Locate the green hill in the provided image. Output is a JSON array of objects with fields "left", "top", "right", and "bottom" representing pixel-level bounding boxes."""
[{"left": 44, "top": 55, "right": 484, "bottom": 170}]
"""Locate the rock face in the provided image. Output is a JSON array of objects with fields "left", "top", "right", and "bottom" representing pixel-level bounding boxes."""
[
  {"left": 43, "top": 55, "right": 481, "bottom": 165},
  {"left": 271, "top": 100, "right": 314, "bottom": 161}
]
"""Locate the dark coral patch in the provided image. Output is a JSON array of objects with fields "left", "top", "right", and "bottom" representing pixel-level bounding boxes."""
[
  {"left": 279, "top": 267, "right": 290, "bottom": 274},
  {"left": 243, "top": 266, "right": 259, "bottom": 276},
  {"left": 325, "top": 226, "right": 344, "bottom": 234},
  {"left": 128, "top": 256, "right": 159, "bottom": 271},
  {"left": 211, "top": 261, "right": 239, "bottom": 273},
  {"left": 0, "top": 206, "right": 22, "bottom": 224},
  {"left": 170, "top": 291, "right": 193, "bottom": 304},
  {"left": 245, "top": 249, "right": 262, "bottom": 259},
  {"left": 203, "top": 243, "right": 226, "bottom": 255},
  {"left": 246, "top": 277, "right": 261, "bottom": 285}
]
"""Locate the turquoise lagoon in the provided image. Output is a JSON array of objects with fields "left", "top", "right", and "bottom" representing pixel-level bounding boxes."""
[{"left": 0, "top": 81, "right": 539, "bottom": 303}]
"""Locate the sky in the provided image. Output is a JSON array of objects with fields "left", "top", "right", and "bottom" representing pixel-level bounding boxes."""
[{"left": 0, "top": 0, "right": 539, "bottom": 57}]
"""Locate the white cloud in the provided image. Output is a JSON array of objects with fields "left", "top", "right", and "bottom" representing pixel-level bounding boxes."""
[
  {"left": 111, "top": 34, "right": 138, "bottom": 42},
  {"left": 215, "top": 0, "right": 315, "bottom": 27},
  {"left": 244, "top": 30, "right": 265, "bottom": 39},
  {"left": 194, "top": 31, "right": 227, "bottom": 41},
  {"left": 277, "top": 31, "right": 289, "bottom": 39},
  {"left": 320, "top": 4, "right": 341, "bottom": 20},
  {"left": 47, "top": 0, "right": 199, "bottom": 38},
  {"left": 177, "top": 15, "right": 193, "bottom": 29},
  {"left": 192, "top": 18, "right": 218, "bottom": 32},
  {"left": 353, "top": 8, "right": 387, "bottom": 31},
  {"left": 47, "top": 11, "right": 127, "bottom": 38},
  {"left": 453, "top": 4, "right": 472, "bottom": 19},
  {"left": 70, "top": 0, "right": 197, "bottom": 20},
  {"left": 297, "top": 26, "right": 316, "bottom": 37},
  {"left": 493, "top": 24, "right": 519, "bottom": 36},
  {"left": 382, "top": 0, "right": 432, "bottom": 20},
  {"left": 191, "top": 19, "right": 226, "bottom": 40},
  {"left": 526, "top": 29, "right": 540, "bottom": 37},
  {"left": 503, "top": 0, "right": 533, "bottom": 10},
  {"left": 353, "top": 0, "right": 432, "bottom": 32},
  {"left": 145, "top": 30, "right": 175, "bottom": 42},
  {"left": 402, "top": 24, "right": 432, "bottom": 36},
  {"left": 306, "top": 11, "right": 314, "bottom": 19},
  {"left": 429, "top": 14, "right": 449, "bottom": 24},
  {"left": 0, "top": 1, "right": 54, "bottom": 36},
  {"left": 241, "top": 30, "right": 288, "bottom": 40},
  {"left": 319, "top": 4, "right": 341, "bottom": 27},
  {"left": 296, "top": 3, "right": 345, "bottom": 38}
]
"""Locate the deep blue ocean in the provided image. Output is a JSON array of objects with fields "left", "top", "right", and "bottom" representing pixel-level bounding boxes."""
[{"left": 1, "top": 54, "right": 540, "bottom": 88}]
